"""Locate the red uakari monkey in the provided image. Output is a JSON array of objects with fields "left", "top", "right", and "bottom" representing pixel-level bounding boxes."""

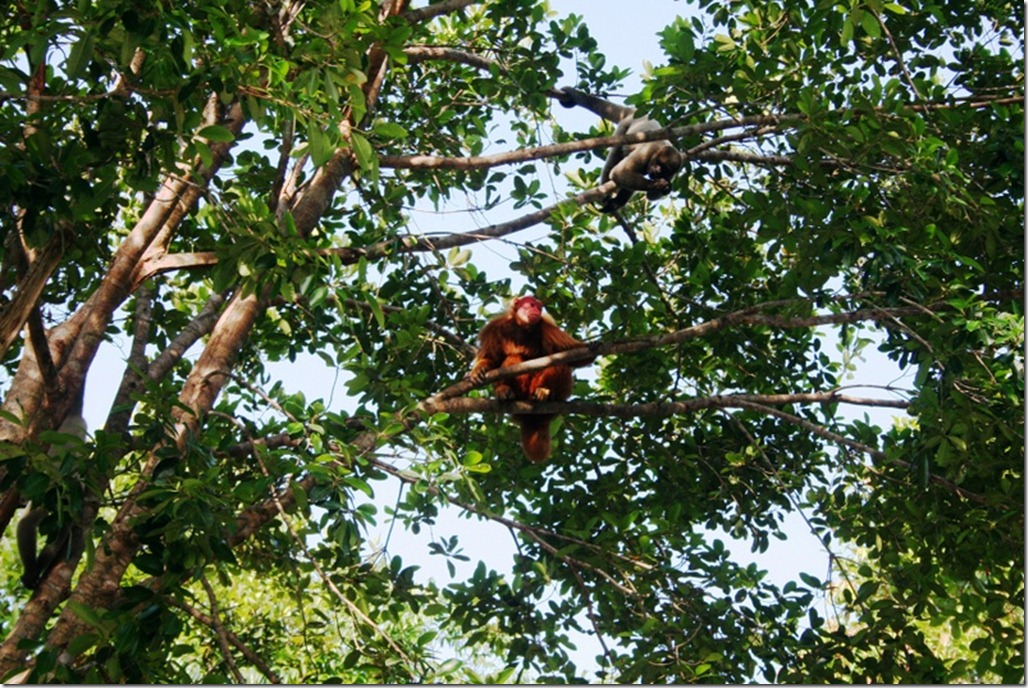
[{"left": 469, "top": 295, "right": 590, "bottom": 463}]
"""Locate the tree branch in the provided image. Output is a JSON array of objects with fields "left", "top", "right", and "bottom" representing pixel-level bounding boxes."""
[
  {"left": 425, "top": 300, "right": 929, "bottom": 405},
  {"left": 198, "top": 574, "right": 245, "bottom": 683},
  {"left": 379, "top": 114, "right": 799, "bottom": 171},
  {"left": 403, "top": 45, "right": 497, "bottom": 70},
  {"left": 135, "top": 183, "right": 617, "bottom": 280},
  {"left": 419, "top": 391, "right": 909, "bottom": 419}
]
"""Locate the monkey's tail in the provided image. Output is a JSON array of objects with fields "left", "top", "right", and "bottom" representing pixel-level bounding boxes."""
[{"left": 519, "top": 414, "right": 555, "bottom": 463}]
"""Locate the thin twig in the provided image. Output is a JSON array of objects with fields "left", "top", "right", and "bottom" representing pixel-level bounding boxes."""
[
  {"left": 199, "top": 574, "right": 245, "bottom": 683},
  {"left": 166, "top": 596, "right": 282, "bottom": 683}
]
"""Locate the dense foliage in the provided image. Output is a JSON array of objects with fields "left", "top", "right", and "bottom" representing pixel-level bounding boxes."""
[{"left": 0, "top": 0, "right": 1021, "bottom": 682}]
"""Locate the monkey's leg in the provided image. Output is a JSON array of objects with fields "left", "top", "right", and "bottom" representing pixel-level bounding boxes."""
[
  {"left": 529, "top": 365, "right": 573, "bottom": 401},
  {"left": 20, "top": 520, "right": 72, "bottom": 590},
  {"left": 16, "top": 506, "right": 45, "bottom": 587}
]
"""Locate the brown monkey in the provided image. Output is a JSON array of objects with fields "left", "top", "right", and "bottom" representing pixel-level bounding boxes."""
[
  {"left": 469, "top": 295, "right": 589, "bottom": 462},
  {"left": 556, "top": 86, "right": 682, "bottom": 213}
]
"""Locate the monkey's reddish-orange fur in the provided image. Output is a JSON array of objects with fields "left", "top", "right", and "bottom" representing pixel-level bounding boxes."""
[{"left": 470, "top": 296, "right": 586, "bottom": 463}]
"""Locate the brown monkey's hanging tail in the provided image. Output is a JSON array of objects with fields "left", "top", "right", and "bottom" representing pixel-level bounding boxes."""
[{"left": 518, "top": 414, "right": 555, "bottom": 463}]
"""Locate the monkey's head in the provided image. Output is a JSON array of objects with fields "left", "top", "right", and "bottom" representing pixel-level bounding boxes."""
[
  {"left": 555, "top": 87, "right": 577, "bottom": 109},
  {"left": 512, "top": 295, "right": 544, "bottom": 327},
  {"left": 649, "top": 146, "right": 682, "bottom": 180}
]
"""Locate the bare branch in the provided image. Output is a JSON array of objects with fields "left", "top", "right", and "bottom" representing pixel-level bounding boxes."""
[
  {"left": 419, "top": 391, "right": 909, "bottom": 419},
  {"left": 104, "top": 284, "right": 155, "bottom": 437},
  {"left": 138, "top": 183, "right": 617, "bottom": 280},
  {"left": 199, "top": 574, "right": 245, "bottom": 684},
  {"left": 147, "top": 291, "right": 229, "bottom": 382},
  {"left": 403, "top": 45, "right": 497, "bottom": 70},
  {"left": 379, "top": 114, "right": 798, "bottom": 171}
]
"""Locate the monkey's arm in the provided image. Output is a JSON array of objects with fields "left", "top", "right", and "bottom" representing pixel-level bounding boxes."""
[
  {"left": 16, "top": 507, "right": 44, "bottom": 585},
  {"left": 540, "top": 320, "right": 583, "bottom": 353},
  {"left": 599, "top": 117, "right": 633, "bottom": 184},
  {"left": 20, "top": 515, "right": 74, "bottom": 590},
  {"left": 469, "top": 319, "right": 504, "bottom": 380},
  {"left": 554, "top": 87, "right": 634, "bottom": 123},
  {"left": 539, "top": 319, "right": 596, "bottom": 367},
  {"left": 608, "top": 145, "right": 671, "bottom": 192}
]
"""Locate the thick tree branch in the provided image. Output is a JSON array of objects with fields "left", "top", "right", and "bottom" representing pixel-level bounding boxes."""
[
  {"left": 147, "top": 291, "right": 229, "bottom": 382},
  {"left": 136, "top": 183, "right": 617, "bottom": 280},
  {"left": 0, "top": 90, "right": 251, "bottom": 688},
  {"left": 0, "top": 235, "right": 68, "bottom": 360},
  {"left": 403, "top": 45, "right": 497, "bottom": 70},
  {"left": 379, "top": 115, "right": 799, "bottom": 171},
  {"left": 418, "top": 392, "right": 909, "bottom": 418},
  {"left": 24, "top": 8, "right": 421, "bottom": 667}
]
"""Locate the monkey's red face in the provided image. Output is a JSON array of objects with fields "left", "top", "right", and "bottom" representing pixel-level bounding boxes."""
[{"left": 513, "top": 296, "right": 543, "bottom": 327}]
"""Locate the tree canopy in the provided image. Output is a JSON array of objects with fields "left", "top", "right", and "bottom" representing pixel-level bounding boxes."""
[{"left": 0, "top": 0, "right": 1022, "bottom": 683}]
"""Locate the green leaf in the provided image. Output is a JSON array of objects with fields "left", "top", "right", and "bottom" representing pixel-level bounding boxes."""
[
  {"left": 307, "top": 121, "right": 333, "bottom": 167},
  {"left": 373, "top": 121, "right": 408, "bottom": 139},
  {"left": 861, "top": 11, "right": 881, "bottom": 39},
  {"left": 66, "top": 32, "right": 94, "bottom": 80},
  {"left": 798, "top": 572, "right": 822, "bottom": 588},
  {"left": 364, "top": 293, "right": 385, "bottom": 328},
  {"left": 197, "top": 124, "right": 235, "bottom": 143},
  {"left": 351, "top": 131, "right": 375, "bottom": 170}
]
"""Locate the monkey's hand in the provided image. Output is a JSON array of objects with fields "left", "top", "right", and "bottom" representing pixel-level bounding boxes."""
[
  {"left": 645, "top": 179, "right": 672, "bottom": 199},
  {"left": 466, "top": 363, "right": 493, "bottom": 385},
  {"left": 598, "top": 194, "right": 625, "bottom": 214},
  {"left": 495, "top": 384, "right": 517, "bottom": 401},
  {"left": 531, "top": 387, "right": 551, "bottom": 401}
]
